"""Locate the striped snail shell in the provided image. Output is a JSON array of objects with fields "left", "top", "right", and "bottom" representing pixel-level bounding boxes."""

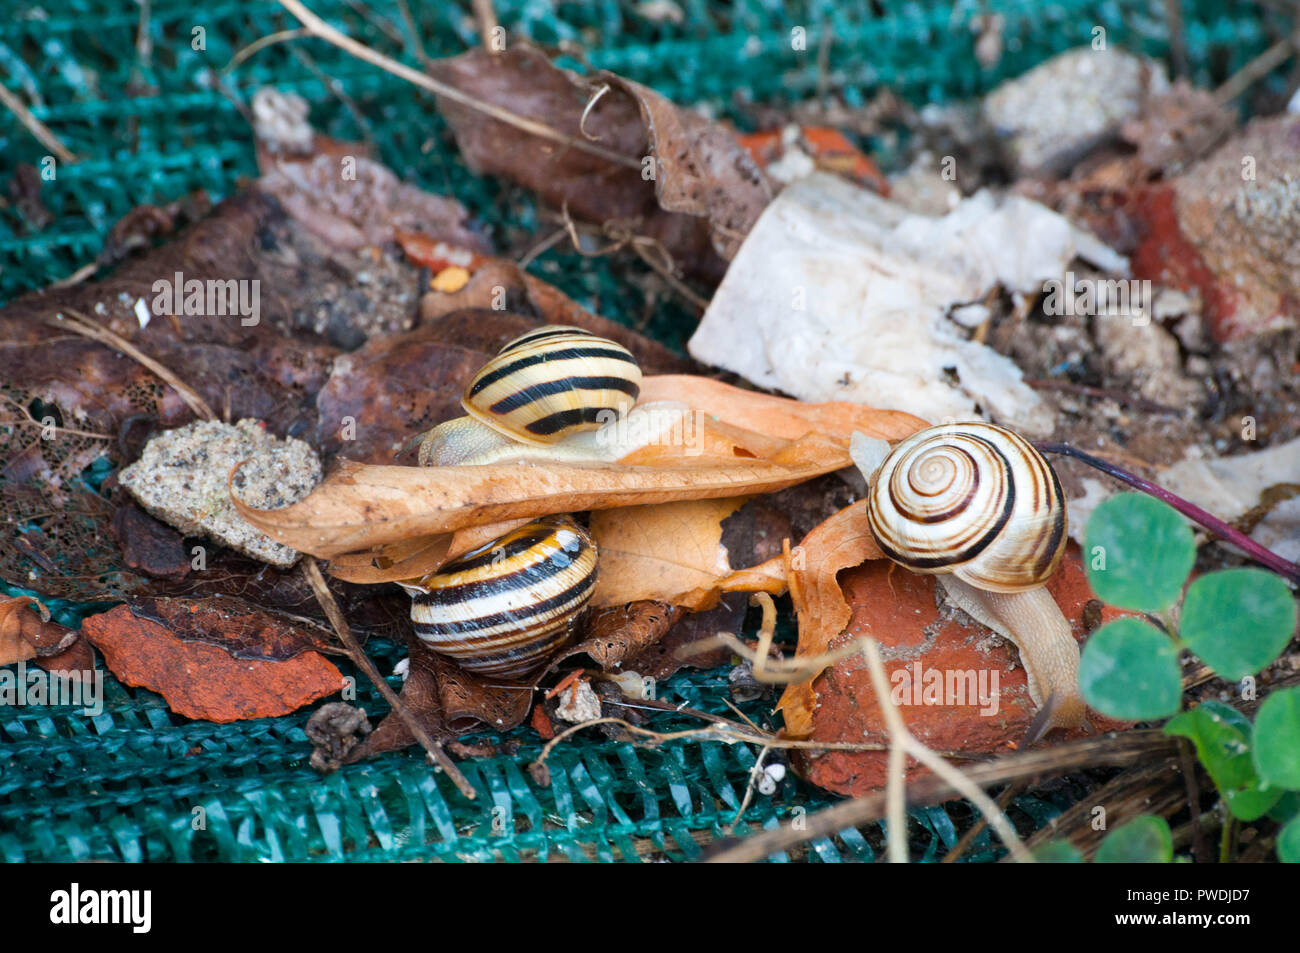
[
  {"left": 402, "top": 516, "right": 598, "bottom": 679},
  {"left": 462, "top": 325, "right": 642, "bottom": 445},
  {"left": 866, "top": 422, "right": 1067, "bottom": 594}
]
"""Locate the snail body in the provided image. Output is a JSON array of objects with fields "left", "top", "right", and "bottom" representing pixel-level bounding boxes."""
[
  {"left": 859, "top": 422, "right": 1083, "bottom": 731},
  {"left": 462, "top": 326, "right": 642, "bottom": 445},
  {"left": 400, "top": 516, "right": 597, "bottom": 679}
]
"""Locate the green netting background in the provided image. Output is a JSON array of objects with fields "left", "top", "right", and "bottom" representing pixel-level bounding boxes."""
[{"left": 0, "top": 0, "right": 1290, "bottom": 862}]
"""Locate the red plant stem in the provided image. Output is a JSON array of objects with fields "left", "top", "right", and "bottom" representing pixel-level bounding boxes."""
[{"left": 1035, "top": 442, "right": 1300, "bottom": 586}]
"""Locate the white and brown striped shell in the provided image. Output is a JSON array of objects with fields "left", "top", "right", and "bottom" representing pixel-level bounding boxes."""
[
  {"left": 462, "top": 326, "right": 642, "bottom": 445},
  {"left": 866, "top": 422, "right": 1067, "bottom": 593},
  {"left": 401, "top": 516, "right": 598, "bottom": 679}
]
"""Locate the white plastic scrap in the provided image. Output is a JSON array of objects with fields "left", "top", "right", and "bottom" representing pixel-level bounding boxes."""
[{"left": 688, "top": 173, "right": 1127, "bottom": 436}]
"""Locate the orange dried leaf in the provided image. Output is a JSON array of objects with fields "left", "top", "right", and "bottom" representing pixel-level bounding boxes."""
[
  {"left": 325, "top": 519, "right": 534, "bottom": 584},
  {"left": 0, "top": 596, "right": 46, "bottom": 666},
  {"left": 590, "top": 500, "right": 791, "bottom": 610},
  {"left": 775, "top": 501, "right": 885, "bottom": 737},
  {"left": 233, "top": 436, "right": 852, "bottom": 560},
  {"left": 82, "top": 600, "right": 342, "bottom": 722},
  {"left": 637, "top": 375, "right": 926, "bottom": 443},
  {"left": 589, "top": 498, "right": 746, "bottom": 610}
]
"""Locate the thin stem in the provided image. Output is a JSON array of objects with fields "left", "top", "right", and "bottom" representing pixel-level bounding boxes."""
[
  {"left": 861, "top": 639, "right": 910, "bottom": 863},
  {"left": 302, "top": 558, "right": 476, "bottom": 799},
  {"left": 702, "top": 730, "right": 1176, "bottom": 864},
  {"left": 1036, "top": 442, "right": 1300, "bottom": 585},
  {"left": 0, "top": 82, "right": 78, "bottom": 163},
  {"left": 276, "top": 0, "right": 642, "bottom": 170},
  {"left": 51, "top": 310, "right": 216, "bottom": 422},
  {"left": 861, "top": 639, "right": 1034, "bottom": 864}
]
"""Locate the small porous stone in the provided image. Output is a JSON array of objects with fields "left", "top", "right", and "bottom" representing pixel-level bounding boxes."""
[
  {"left": 554, "top": 680, "right": 602, "bottom": 724},
  {"left": 119, "top": 418, "right": 321, "bottom": 568}
]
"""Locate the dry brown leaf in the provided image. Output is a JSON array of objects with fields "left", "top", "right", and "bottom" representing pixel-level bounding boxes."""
[
  {"left": 589, "top": 498, "right": 746, "bottom": 610},
  {"left": 238, "top": 378, "right": 925, "bottom": 614},
  {"left": 775, "top": 501, "right": 884, "bottom": 738},
  {"left": 428, "top": 44, "right": 771, "bottom": 278},
  {"left": 590, "top": 499, "right": 789, "bottom": 610},
  {"left": 552, "top": 601, "right": 686, "bottom": 673},
  {"left": 325, "top": 532, "right": 453, "bottom": 584},
  {"left": 0, "top": 596, "right": 45, "bottom": 665},
  {"left": 233, "top": 433, "right": 852, "bottom": 560},
  {"left": 637, "top": 375, "right": 927, "bottom": 443},
  {"left": 344, "top": 641, "right": 533, "bottom": 761},
  {"left": 325, "top": 519, "right": 532, "bottom": 584}
]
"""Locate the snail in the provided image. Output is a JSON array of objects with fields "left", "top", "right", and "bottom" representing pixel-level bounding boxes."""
[
  {"left": 462, "top": 325, "right": 642, "bottom": 445},
  {"left": 853, "top": 422, "right": 1084, "bottom": 732},
  {"left": 398, "top": 516, "right": 598, "bottom": 679},
  {"left": 417, "top": 324, "right": 645, "bottom": 466}
]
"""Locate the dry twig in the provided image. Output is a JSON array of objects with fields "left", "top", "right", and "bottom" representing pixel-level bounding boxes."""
[
  {"left": 1214, "top": 34, "right": 1297, "bottom": 106},
  {"left": 276, "top": 0, "right": 642, "bottom": 170},
  {"left": 859, "top": 639, "right": 1034, "bottom": 863},
  {"left": 0, "top": 83, "right": 78, "bottom": 164},
  {"left": 302, "top": 558, "right": 476, "bottom": 799},
  {"left": 49, "top": 310, "right": 215, "bottom": 421},
  {"left": 703, "top": 731, "right": 1177, "bottom": 862}
]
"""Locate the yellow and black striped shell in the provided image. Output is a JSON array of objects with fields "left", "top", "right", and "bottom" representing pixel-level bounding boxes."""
[
  {"left": 403, "top": 516, "right": 598, "bottom": 679},
  {"left": 462, "top": 325, "right": 642, "bottom": 445},
  {"left": 866, "top": 422, "right": 1067, "bottom": 593}
]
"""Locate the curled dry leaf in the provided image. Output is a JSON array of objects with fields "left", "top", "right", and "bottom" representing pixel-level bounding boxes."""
[
  {"left": 325, "top": 520, "right": 530, "bottom": 585},
  {"left": 343, "top": 640, "right": 533, "bottom": 762},
  {"left": 636, "top": 375, "right": 926, "bottom": 444},
  {"left": 775, "top": 501, "right": 884, "bottom": 738},
  {"left": 0, "top": 596, "right": 51, "bottom": 666},
  {"left": 0, "top": 595, "right": 95, "bottom": 677},
  {"left": 552, "top": 601, "right": 686, "bottom": 673},
  {"left": 81, "top": 598, "right": 342, "bottom": 722},
  {"left": 233, "top": 421, "right": 856, "bottom": 560},
  {"left": 428, "top": 44, "right": 770, "bottom": 278},
  {"left": 241, "top": 377, "right": 923, "bottom": 619}
]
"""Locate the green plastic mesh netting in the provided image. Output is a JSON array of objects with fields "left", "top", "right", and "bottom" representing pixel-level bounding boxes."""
[{"left": 0, "top": 0, "right": 1286, "bottom": 862}]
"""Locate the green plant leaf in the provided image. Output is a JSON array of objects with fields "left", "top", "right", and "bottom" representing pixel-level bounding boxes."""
[
  {"left": 1279, "top": 817, "right": 1300, "bottom": 863},
  {"left": 1033, "top": 840, "right": 1083, "bottom": 863},
  {"left": 1164, "top": 702, "right": 1282, "bottom": 821},
  {"left": 1254, "top": 687, "right": 1300, "bottom": 790},
  {"left": 1085, "top": 493, "right": 1195, "bottom": 611},
  {"left": 1180, "top": 569, "right": 1297, "bottom": 679},
  {"left": 1095, "top": 816, "right": 1173, "bottom": 863},
  {"left": 1268, "top": 792, "right": 1300, "bottom": 824},
  {"left": 1079, "top": 617, "right": 1182, "bottom": 721}
]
